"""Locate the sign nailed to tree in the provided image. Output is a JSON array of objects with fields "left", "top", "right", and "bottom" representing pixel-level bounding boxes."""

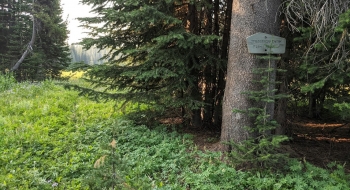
[{"left": 246, "top": 33, "right": 286, "bottom": 54}]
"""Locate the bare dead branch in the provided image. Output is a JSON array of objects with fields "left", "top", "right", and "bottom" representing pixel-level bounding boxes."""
[
  {"left": 281, "top": 0, "right": 350, "bottom": 64},
  {"left": 10, "top": 0, "right": 36, "bottom": 71}
]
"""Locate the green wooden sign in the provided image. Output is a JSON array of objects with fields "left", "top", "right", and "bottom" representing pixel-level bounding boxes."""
[{"left": 246, "top": 33, "right": 286, "bottom": 54}]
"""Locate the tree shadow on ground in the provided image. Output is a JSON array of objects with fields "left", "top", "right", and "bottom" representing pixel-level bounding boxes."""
[
  {"left": 173, "top": 117, "right": 350, "bottom": 172},
  {"left": 288, "top": 119, "right": 350, "bottom": 172}
]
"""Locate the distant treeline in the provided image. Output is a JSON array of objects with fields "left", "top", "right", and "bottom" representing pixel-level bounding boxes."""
[{"left": 69, "top": 44, "right": 110, "bottom": 65}]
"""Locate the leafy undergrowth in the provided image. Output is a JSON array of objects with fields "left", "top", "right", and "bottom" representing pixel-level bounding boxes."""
[{"left": 0, "top": 80, "right": 349, "bottom": 189}]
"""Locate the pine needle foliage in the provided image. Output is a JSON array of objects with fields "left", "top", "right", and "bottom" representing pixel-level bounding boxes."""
[
  {"left": 85, "top": 122, "right": 129, "bottom": 190},
  {"left": 69, "top": 0, "right": 226, "bottom": 126},
  {"left": 281, "top": 2, "right": 350, "bottom": 118},
  {"left": 227, "top": 52, "right": 289, "bottom": 169},
  {"left": 0, "top": 0, "right": 70, "bottom": 81},
  {"left": 0, "top": 1, "right": 32, "bottom": 71}
]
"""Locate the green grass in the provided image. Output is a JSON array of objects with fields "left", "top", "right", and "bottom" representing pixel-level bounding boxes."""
[
  {"left": 0, "top": 80, "right": 118, "bottom": 189},
  {"left": 0, "top": 72, "right": 16, "bottom": 92},
  {"left": 0, "top": 79, "right": 349, "bottom": 189}
]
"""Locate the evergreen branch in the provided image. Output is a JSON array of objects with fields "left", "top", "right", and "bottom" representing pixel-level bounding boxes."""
[{"left": 11, "top": 0, "right": 36, "bottom": 71}]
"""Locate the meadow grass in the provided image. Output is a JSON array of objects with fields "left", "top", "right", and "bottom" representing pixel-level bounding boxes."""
[
  {"left": 0, "top": 80, "right": 118, "bottom": 189},
  {"left": 60, "top": 71, "right": 85, "bottom": 80},
  {"left": 0, "top": 79, "right": 349, "bottom": 189}
]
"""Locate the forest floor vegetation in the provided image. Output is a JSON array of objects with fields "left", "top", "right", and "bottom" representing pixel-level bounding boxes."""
[
  {"left": 180, "top": 118, "right": 350, "bottom": 173},
  {"left": 0, "top": 77, "right": 349, "bottom": 189}
]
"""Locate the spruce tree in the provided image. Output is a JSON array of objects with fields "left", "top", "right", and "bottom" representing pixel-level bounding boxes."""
[
  {"left": 281, "top": 1, "right": 350, "bottom": 118},
  {"left": 0, "top": 0, "right": 12, "bottom": 71},
  {"left": 75, "top": 0, "right": 230, "bottom": 127},
  {"left": 32, "top": 0, "right": 70, "bottom": 80},
  {"left": 0, "top": 0, "right": 32, "bottom": 72},
  {"left": 0, "top": 0, "right": 70, "bottom": 81}
]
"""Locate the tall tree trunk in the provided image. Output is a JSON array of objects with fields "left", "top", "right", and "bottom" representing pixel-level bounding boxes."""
[
  {"left": 212, "top": 0, "right": 233, "bottom": 128},
  {"left": 221, "top": 0, "right": 281, "bottom": 148},
  {"left": 275, "top": 70, "right": 288, "bottom": 135},
  {"left": 275, "top": 19, "right": 292, "bottom": 135},
  {"left": 187, "top": 2, "right": 202, "bottom": 128},
  {"left": 308, "top": 92, "right": 316, "bottom": 118},
  {"left": 202, "top": 0, "right": 215, "bottom": 128}
]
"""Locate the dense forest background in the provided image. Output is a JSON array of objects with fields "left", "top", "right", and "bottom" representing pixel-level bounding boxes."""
[
  {"left": 0, "top": 0, "right": 70, "bottom": 81},
  {"left": 69, "top": 44, "right": 110, "bottom": 65},
  {"left": 72, "top": 0, "right": 350, "bottom": 130},
  {"left": 0, "top": 0, "right": 108, "bottom": 79}
]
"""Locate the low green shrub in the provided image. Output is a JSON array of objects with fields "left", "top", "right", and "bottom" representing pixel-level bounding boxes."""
[
  {"left": 1, "top": 81, "right": 349, "bottom": 189},
  {"left": 85, "top": 121, "right": 350, "bottom": 189},
  {"left": 0, "top": 72, "right": 16, "bottom": 92},
  {"left": 323, "top": 99, "right": 350, "bottom": 121},
  {"left": 0, "top": 81, "right": 119, "bottom": 189}
]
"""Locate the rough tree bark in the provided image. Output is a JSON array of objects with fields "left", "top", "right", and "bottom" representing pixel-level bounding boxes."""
[
  {"left": 275, "top": 67, "right": 287, "bottom": 135},
  {"left": 221, "top": 0, "right": 281, "bottom": 148}
]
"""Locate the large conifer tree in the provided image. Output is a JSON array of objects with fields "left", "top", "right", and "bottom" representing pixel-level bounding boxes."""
[
  {"left": 0, "top": 0, "right": 70, "bottom": 81},
  {"left": 0, "top": 0, "right": 32, "bottom": 72},
  {"left": 221, "top": 0, "right": 281, "bottom": 145},
  {"left": 281, "top": 1, "right": 350, "bottom": 119},
  {"left": 76, "top": 0, "right": 231, "bottom": 127}
]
